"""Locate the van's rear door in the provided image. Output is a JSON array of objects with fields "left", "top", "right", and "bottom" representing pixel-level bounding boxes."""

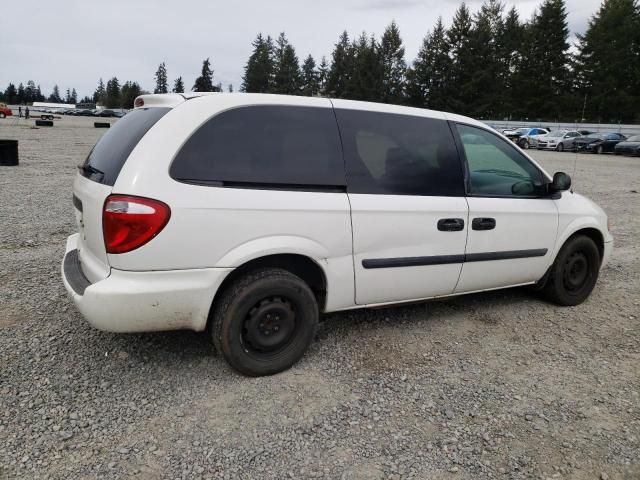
[{"left": 73, "top": 107, "right": 171, "bottom": 283}]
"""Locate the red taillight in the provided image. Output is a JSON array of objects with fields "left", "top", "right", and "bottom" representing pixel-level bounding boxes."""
[{"left": 103, "top": 195, "right": 170, "bottom": 254}]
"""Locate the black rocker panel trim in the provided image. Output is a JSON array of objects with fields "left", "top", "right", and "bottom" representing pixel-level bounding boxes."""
[
  {"left": 362, "top": 255, "right": 465, "bottom": 269},
  {"left": 362, "top": 249, "right": 548, "bottom": 269}
]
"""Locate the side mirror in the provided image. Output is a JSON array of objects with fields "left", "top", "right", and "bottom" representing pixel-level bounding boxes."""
[{"left": 550, "top": 172, "right": 571, "bottom": 193}]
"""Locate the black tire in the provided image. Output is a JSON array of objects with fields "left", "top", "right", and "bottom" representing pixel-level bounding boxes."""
[
  {"left": 557, "top": 142, "right": 564, "bottom": 152},
  {"left": 596, "top": 145, "right": 604, "bottom": 154},
  {"left": 520, "top": 139, "right": 529, "bottom": 149},
  {"left": 211, "top": 268, "right": 319, "bottom": 376},
  {"left": 542, "top": 235, "right": 600, "bottom": 306}
]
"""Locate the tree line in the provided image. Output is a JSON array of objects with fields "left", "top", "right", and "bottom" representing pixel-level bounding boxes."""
[
  {"left": 0, "top": 81, "right": 79, "bottom": 105},
  {"left": 239, "top": 0, "right": 640, "bottom": 123},
  {"left": 1, "top": 0, "right": 638, "bottom": 122}
]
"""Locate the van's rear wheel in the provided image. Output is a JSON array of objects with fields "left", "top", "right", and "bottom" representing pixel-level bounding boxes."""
[
  {"left": 211, "top": 268, "right": 318, "bottom": 376},
  {"left": 542, "top": 235, "right": 600, "bottom": 306}
]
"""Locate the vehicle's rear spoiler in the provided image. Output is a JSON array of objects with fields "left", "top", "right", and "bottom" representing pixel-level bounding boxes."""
[
  {"left": 133, "top": 94, "right": 186, "bottom": 109},
  {"left": 134, "top": 92, "right": 221, "bottom": 109}
]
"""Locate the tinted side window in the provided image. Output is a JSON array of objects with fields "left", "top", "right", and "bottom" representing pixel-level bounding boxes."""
[
  {"left": 335, "top": 109, "right": 464, "bottom": 196},
  {"left": 170, "top": 106, "right": 345, "bottom": 188},
  {"left": 83, "top": 107, "right": 170, "bottom": 185},
  {"left": 457, "top": 124, "right": 544, "bottom": 197}
]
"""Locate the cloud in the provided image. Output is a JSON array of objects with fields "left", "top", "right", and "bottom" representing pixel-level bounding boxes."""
[{"left": 352, "top": 0, "right": 423, "bottom": 11}]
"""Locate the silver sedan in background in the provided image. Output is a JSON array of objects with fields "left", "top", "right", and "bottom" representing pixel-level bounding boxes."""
[{"left": 536, "top": 130, "right": 586, "bottom": 152}]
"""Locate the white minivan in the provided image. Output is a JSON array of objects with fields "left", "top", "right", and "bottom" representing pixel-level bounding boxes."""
[{"left": 62, "top": 93, "right": 612, "bottom": 376}]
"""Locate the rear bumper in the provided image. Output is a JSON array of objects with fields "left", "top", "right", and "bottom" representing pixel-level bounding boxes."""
[{"left": 61, "top": 234, "right": 232, "bottom": 332}]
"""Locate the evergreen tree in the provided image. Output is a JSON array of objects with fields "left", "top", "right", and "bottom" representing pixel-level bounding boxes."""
[
  {"left": 301, "top": 55, "right": 320, "bottom": 96},
  {"left": 65, "top": 88, "right": 72, "bottom": 103},
  {"left": 446, "top": 3, "right": 475, "bottom": 114},
  {"left": 513, "top": 0, "right": 570, "bottom": 119},
  {"left": 36, "top": 84, "right": 44, "bottom": 102},
  {"left": 48, "top": 85, "right": 62, "bottom": 103},
  {"left": 465, "top": 0, "right": 504, "bottom": 118},
  {"left": 327, "top": 31, "right": 355, "bottom": 97},
  {"left": 318, "top": 56, "right": 329, "bottom": 95},
  {"left": 120, "top": 81, "right": 142, "bottom": 108},
  {"left": 70, "top": 88, "right": 78, "bottom": 104},
  {"left": 94, "top": 78, "right": 106, "bottom": 104},
  {"left": 105, "top": 77, "right": 121, "bottom": 108},
  {"left": 379, "top": 21, "right": 406, "bottom": 104},
  {"left": 25, "top": 80, "right": 37, "bottom": 104},
  {"left": 498, "top": 7, "right": 525, "bottom": 118},
  {"left": 242, "top": 33, "right": 275, "bottom": 93},
  {"left": 79, "top": 96, "right": 93, "bottom": 104},
  {"left": 575, "top": 0, "right": 640, "bottom": 122},
  {"left": 4, "top": 83, "right": 17, "bottom": 104},
  {"left": 272, "top": 32, "right": 301, "bottom": 94},
  {"left": 17, "top": 83, "right": 25, "bottom": 104},
  {"left": 406, "top": 17, "right": 451, "bottom": 110},
  {"left": 172, "top": 76, "right": 185, "bottom": 93},
  {"left": 347, "top": 33, "right": 383, "bottom": 101},
  {"left": 154, "top": 62, "right": 168, "bottom": 94},
  {"left": 193, "top": 58, "right": 217, "bottom": 91}
]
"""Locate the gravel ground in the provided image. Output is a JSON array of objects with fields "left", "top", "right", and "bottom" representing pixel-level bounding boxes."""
[{"left": 1, "top": 115, "right": 639, "bottom": 480}]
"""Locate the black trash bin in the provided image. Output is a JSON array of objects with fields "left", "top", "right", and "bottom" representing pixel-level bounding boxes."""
[{"left": 0, "top": 139, "right": 19, "bottom": 166}]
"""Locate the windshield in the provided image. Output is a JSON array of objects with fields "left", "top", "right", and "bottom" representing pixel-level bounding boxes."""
[
  {"left": 515, "top": 128, "right": 529, "bottom": 134},
  {"left": 547, "top": 130, "right": 567, "bottom": 137},
  {"left": 626, "top": 135, "right": 640, "bottom": 142}
]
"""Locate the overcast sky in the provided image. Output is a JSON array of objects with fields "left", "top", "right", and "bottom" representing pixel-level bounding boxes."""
[{"left": 1, "top": 0, "right": 601, "bottom": 99}]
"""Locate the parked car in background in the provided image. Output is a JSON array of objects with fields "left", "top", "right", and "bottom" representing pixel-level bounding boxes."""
[
  {"left": 537, "top": 130, "right": 583, "bottom": 151},
  {"left": 61, "top": 93, "right": 612, "bottom": 376},
  {"left": 575, "top": 132, "right": 627, "bottom": 154},
  {"left": 96, "top": 110, "right": 115, "bottom": 117},
  {"left": 614, "top": 135, "right": 640, "bottom": 156},
  {"left": 0, "top": 103, "right": 13, "bottom": 118},
  {"left": 502, "top": 127, "right": 549, "bottom": 149},
  {"left": 112, "top": 111, "right": 127, "bottom": 118}
]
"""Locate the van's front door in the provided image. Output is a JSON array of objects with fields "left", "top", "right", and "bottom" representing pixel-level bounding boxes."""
[
  {"left": 453, "top": 123, "right": 558, "bottom": 293},
  {"left": 332, "top": 104, "right": 468, "bottom": 305}
]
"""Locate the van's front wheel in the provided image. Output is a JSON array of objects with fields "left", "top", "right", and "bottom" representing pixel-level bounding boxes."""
[
  {"left": 542, "top": 235, "right": 600, "bottom": 306},
  {"left": 211, "top": 268, "right": 318, "bottom": 376}
]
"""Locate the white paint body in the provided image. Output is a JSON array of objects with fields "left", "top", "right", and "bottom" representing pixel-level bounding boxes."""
[{"left": 62, "top": 93, "right": 613, "bottom": 333}]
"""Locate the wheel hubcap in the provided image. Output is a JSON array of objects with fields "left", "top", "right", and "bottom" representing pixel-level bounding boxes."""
[
  {"left": 563, "top": 251, "right": 589, "bottom": 292},
  {"left": 242, "top": 297, "right": 296, "bottom": 353}
]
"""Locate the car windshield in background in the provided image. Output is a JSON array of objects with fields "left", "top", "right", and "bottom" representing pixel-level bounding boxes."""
[
  {"left": 592, "top": 134, "right": 607, "bottom": 140},
  {"left": 81, "top": 107, "right": 170, "bottom": 186},
  {"left": 626, "top": 135, "right": 640, "bottom": 142},
  {"left": 515, "top": 128, "right": 529, "bottom": 134},
  {"left": 547, "top": 131, "right": 567, "bottom": 137}
]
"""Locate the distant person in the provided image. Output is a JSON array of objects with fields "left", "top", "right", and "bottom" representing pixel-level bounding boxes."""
[
  {"left": 18, "top": 106, "right": 22, "bottom": 118},
  {"left": 25, "top": 107, "right": 29, "bottom": 119}
]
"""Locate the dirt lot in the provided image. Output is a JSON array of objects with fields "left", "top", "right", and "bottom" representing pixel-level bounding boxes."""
[{"left": 0, "top": 115, "right": 639, "bottom": 480}]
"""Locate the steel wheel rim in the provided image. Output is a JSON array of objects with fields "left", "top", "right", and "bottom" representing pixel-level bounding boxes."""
[
  {"left": 563, "top": 251, "right": 590, "bottom": 293},
  {"left": 241, "top": 296, "right": 297, "bottom": 356}
]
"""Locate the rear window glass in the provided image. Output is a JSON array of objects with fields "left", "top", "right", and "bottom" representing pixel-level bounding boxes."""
[
  {"left": 335, "top": 109, "right": 464, "bottom": 196},
  {"left": 169, "top": 105, "right": 345, "bottom": 188},
  {"left": 82, "top": 107, "right": 170, "bottom": 185}
]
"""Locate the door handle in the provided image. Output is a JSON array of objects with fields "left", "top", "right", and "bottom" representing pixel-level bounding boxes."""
[
  {"left": 437, "top": 218, "right": 465, "bottom": 232},
  {"left": 472, "top": 217, "right": 496, "bottom": 230}
]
